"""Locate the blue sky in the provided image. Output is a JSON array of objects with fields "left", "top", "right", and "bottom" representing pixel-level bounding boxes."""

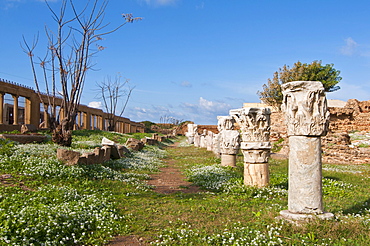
[{"left": 1, "top": 0, "right": 370, "bottom": 125}]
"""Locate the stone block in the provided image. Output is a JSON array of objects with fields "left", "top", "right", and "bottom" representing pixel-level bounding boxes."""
[
  {"left": 21, "top": 124, "right": 37, "bottom": 134},
  {"left": 57, "top": 148, "right": 80, "bottom": 165},
  {"left": 125, "top": 138, "right": 144, "bottom": 151}
]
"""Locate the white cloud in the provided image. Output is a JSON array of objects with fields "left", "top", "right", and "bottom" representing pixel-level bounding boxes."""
[
  {"left": 88, "top": 101, "right": 102, "bottom": 109},
  {"left": 180, "top": 97, "right": 232, "bottom": 124},
  {"left": 340, "top": 37, "right": 359, "bottom": 56}
]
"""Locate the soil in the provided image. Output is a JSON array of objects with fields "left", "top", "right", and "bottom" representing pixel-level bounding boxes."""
[{"left": 108, "top": 142, "right": 202, "bottom": 245}]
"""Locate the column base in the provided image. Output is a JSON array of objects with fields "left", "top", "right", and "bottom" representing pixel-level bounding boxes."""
[{"left": 279, "top": 210, "right": 334, "bottom": 221}]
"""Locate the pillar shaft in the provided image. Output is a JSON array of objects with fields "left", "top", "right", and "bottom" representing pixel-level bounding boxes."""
[
  {"left": 288, "top": 136, "right": 323, "bottom": 213},
  {"left": 12, "top": 95, "right": 18, "bottom": 125},
  {"left": 0, "top": 93, "right": 4, "bottom": 124}
]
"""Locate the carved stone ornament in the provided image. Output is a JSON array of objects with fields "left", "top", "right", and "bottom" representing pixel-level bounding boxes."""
[
  {"left": 242, "top": 149, "right": 270, "bottom": 163},
  {"left": 229, "top": 107, "right": 271, "bottom": 143},
  {"left": 217, "top": 116, "right": 240, "bottom": 155},
  {"left": 281, "top": 81, "right": 329, "bottom": 136}
]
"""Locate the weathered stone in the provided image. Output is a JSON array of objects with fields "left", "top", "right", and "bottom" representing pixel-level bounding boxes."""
[
  {"left": 117, "top": 145, "right": 130, "bottom": 156},
  {"left": 230, "top": 107, "right": 271, "bottom": 187},
  {"left": 57, "top": 148, "right": 80, "bottom": 165},
  {"left": 125, "top": 138, "right": 144, "bottom": 151},
  {"left": 0, "top": 133, "right": 46, "bottom": 144},
  {"left": 101, "top": 145, "right": 112, "bottom": 162},
  {"left": 21, "top": 124, "right": 37, "bottom": 134},
  {"left": 185, "top": 124, "right": 198, "bottom": 144},
  {"left": 220, "top": 154, "right": 236, "bottom": 167},
  {"left": 281, "top": 81, "right": 329, "bottom": 136},
  {"left": 206, "top": 130, "right": 214, "bottom": 151},
  {"left": 142, "top": 137, "right": 158, "bottom": 145},
  {"left": 230, "top": 107, "right": 271, "bottom": 142},
  {"left": 212, "top": 133, "right": 221, "bottom": 156},
  {"left": 288, "top": 136, "right": 323, "bottom": 214},
  {"left": 200, "top": 129, "right": 207, "bottom": 148},
  {"left": 243, "top": 163, "right": 269, "bottom": 187},
  {"left": 217, "top": 116, "right": 240, "bottom": 167},
  {"left": 102, "top": 137, "right": 116, "bottom": 146},
  {"left": 280, "top": 81, "right": 333, "bottom": 221},
  {"left": 194, "top": 133, "right": 201, "bottom": 147}
]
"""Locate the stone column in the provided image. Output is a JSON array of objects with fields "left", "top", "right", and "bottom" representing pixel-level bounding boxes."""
[
  {"left": 230, "top": 107, "right": 271, "bottom": 187},
  {"left": 279, "top": 81, "right": 333, "bottom": 220},
  {"left": 0, "top": 93, "right": 4, "bottom": 124},
  {"left": 217, "top": 116, "right": 240, "bottom": 167},
  {"left": 12, "top": 95, "right": 19, "bottom": 125},
  {"left": 186, "top": 124, "right": 198, "bottom": 144},
  {"left": 25, "top": 98, "right": 32, "bottom": 125}
]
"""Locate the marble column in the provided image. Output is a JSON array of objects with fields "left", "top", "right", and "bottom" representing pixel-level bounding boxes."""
[
  {"left": 230, "top": 107, "right": 271, "bottom": 187},
  {"left": 217, "top": 116, "right": 240, "bottom": 167},
  {"left": 279, "top": 81, "right": 333, "bottom": 220}
]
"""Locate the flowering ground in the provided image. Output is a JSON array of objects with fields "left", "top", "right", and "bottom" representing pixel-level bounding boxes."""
[{"left": 1, "top": 131, "right": 370, "bottom": 245}]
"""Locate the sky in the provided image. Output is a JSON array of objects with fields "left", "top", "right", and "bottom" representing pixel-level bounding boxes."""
[{"left": 1, "top": 0, "right": 370, "bottom": 125}]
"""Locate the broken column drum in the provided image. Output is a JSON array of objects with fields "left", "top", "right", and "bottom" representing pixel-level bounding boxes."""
[
  {"left": 280, "top": 81, "right": 333, "bottom": 220},
  {"left": 217, "top": 116, "right": 240, "bottom": 167},
  {"left": 230, "top": 107, "right": 271, "bottom": 187}
]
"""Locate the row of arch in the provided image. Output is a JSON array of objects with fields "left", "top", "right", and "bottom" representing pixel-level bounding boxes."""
[{"left": 0, "top": 79, "right": 144, "bottom": 133}]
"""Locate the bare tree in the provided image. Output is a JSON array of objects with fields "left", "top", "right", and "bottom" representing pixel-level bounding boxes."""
[
  {"left": 22, "top": 0, "right": 140, "bottom": 146},
  {"left": 96, "top": 75, "right": 134, "bottom": 131}
]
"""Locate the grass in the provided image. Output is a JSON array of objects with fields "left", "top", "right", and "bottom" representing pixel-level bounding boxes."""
[{"left": 1, "top": 131, "right": 370, "bottom": 245}]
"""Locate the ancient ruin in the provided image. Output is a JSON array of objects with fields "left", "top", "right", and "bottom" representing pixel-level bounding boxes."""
[
  {"left": 230, "top": 107, "right": 271, "bottom": 187},
  {"left": 279, "top": 81, "right": 334, "bottom": 220},
  {"left": 217, "top": 116, "right": 240, "bottom": 167},
  {"left": 185, "top": 124, "right": 198, "bottom": 144},
  {"left": 0, "top": 79, "right": 144, "bottom": 133}
]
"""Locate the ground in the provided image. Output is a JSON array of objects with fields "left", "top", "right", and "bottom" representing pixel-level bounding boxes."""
[{"left": 108, "top": 143, "right": 202, "bottom": 245}]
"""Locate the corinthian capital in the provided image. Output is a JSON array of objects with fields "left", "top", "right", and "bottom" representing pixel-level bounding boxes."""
[
  {"left": 229, "top": 107, "right": 271, "bottom": 142},
  {"left": 281, "top": 81, "right": 329, "bottom": 136}
]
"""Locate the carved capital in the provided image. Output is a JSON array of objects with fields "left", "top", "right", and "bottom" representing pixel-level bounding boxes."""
[
  {"left": 219, "top": 129, "right": 240, "bottom": 155},
  {"left": 241, "top": 141, "right": 271, "bottom": 150},
  {"left": 229, "top": 107, "right": 271, "bottom": 142},
  {"left": 242, "top": 149, "right": 270, "bottom": 163},
  {"left": 281, "top": 81, "right": 329, "bottom": 136}
]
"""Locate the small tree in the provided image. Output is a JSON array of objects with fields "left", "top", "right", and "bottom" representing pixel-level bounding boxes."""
[
  {"left": 22, "top": 0, "right": 140, "bottom": 146},
  {"left": 257, "top": 60, "right": 342, "bottom": 110},
  {"left": 96, "top": 75, "right": 134, "bottom": 131}
]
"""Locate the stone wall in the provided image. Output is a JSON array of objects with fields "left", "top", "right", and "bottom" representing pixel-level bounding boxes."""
[{"left": 269, "top": 99, "right": 370, "bottom": 164}]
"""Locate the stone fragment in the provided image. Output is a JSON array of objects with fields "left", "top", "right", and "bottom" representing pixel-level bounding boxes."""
[
  {"left": 125, "top": 138, "right": 144, "bottom": 151},
  {"left": 185, "top": 124, "right": 198, "bottom": 144},
  {"left": 217, "top": 116, "right": 240, "bottom": 167},
  {"left": 57, "top": 148, "right": 80, "bottom": 165},
  {"left": 21, "top": 124, "right": 37, "bottom": 134}
]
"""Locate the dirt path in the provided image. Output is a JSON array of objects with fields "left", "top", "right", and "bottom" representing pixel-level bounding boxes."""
[{"left": 108, "top": 142, "right": 201, "bottom": 245}]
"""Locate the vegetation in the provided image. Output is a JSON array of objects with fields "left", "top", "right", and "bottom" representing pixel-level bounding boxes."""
[
  {"left": 1, "top": 131, "right": 370, "bottom": 245},
  {"left": 22, "top": 0, "right": 140, "bottom": 146},
  {"left": 96, "top": 75, "right": 134, "bottom": 131},
  {"left": 258, "top": 61, "right": 342, "bottom": 110}
]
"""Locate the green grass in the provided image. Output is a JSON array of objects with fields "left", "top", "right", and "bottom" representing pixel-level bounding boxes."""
[{"left": 1, "top": 132, "right": 370, "bottom": 245}]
